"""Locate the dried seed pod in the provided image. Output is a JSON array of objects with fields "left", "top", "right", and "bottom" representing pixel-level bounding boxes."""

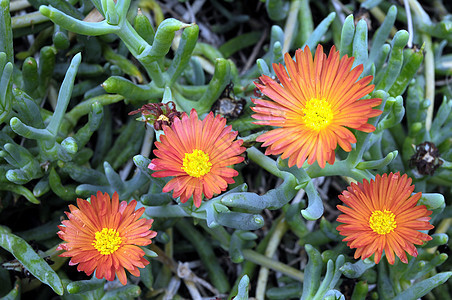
[
  {"left": 129, "top": 101, "right": 182, "bottom": 130},
  {"left": 213, "top": 82, "right": 246, "bottom": 119},
  {"left": 409, "top": 141, "right": 443, "bottom": 175}
]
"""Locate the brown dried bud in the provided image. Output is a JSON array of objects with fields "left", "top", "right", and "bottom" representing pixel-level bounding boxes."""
[
  {"left": 212, "top": 82, "right": 246, "bottom": 119},
  {"left": 129, "top": 101, "right": 183, "bottom": 130},
  {"left": 409, "top": 141, "right": 443, "bottom": 175}
]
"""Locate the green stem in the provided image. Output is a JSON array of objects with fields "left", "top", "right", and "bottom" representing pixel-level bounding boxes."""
[
  {"left": 116, "top": 21, "right": 165, "bottom": 84},
  {"left": 406, "top": 0, "right": 434, "bottom": 130},
  {"left": 160, "top": 227, "right": 174, "bottom": 289},
  {"left": 403, "top": 0, "right": 414, "bottom": 47},
  {"left": 0, "top": 183, "right": 40, "bottom": 204},
  {"left": 427, "top": 218, "right": 452, "bottom": 254},
  {"left": 11, "top": 11, "right": 49, "bottom": 29},
  {"left": 0, "top": 0, "right": 13, "bottom": 63},
  {"left": 64, "top": 94, "right": 124, "bottom": 128},
  {"left": 145, "top": 205, "right": 190, "bottom": 218},
  {"left": 175, "top": 219, "right": 231, "bottom": 293},
  {"left": 144, "top": 61, "right": 165, "bottom": 87},
  {"left": 255, "top": 216, "right": 289, "bottom": 299},
  {"left": 297, "top": 0, "right": 313, "bottom": 45},
  {"left": 228, "top": 214, "right": 284, "bottom": 299},
  {"left": 47, "top": 53, "right": 81, "bottom": 135},
  {"left": 140, "top": 128, "right": 154, "bottom": 158},
  {"left": 10, "top": 0, "right": 30, "bottom": 11},
  {"left": 423, "top": 33, "right": 435, "bottom": 131},
  {"left": 408, "top": 0, "right": 432, "bottom": 24},
  {"left": 239, "top": 131, "right": 266, "bottom": 145},
  {"left": 10, "top": 118, "right": 53, "bottom": 140},
  {"left": 435, "top": 218, "right": 452, "bottom": 234},
  {"left": 149, "top": 243, "right": 175, "bottom": 290},
  {"left": 116, "top": 20, "right": 148, "bottom": 58},
  {"left": 242, "top": 249, "right": 304, "bottom": 282},
  {"left": 282, "top": 0, "right": 301, "bottom": 53},
  {"left": 247, "top": 146, "right": 285, "bottom": 178},
  {"left": 199, "top": 221, "right": 231, "bottom": 248},
  {"left": 306, "top": 160, "right": 373, "bottom": 183}
]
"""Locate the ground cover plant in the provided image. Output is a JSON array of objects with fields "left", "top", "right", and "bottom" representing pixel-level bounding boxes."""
[{"left": 0, "top": 0, "right": 452, "bottom": 299}]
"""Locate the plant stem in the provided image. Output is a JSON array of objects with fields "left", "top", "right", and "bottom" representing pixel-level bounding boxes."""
[
  {"left": 116, "top": 21, "right": 165, "bottom": 84},
  {"left": 140, "top": 127, "right": 154, "bottom": 158},
  {"left": 175, "top": 219, "right": 231, "bottom": 293},
  {"left": 228, "top": 214, "right": 284, "bottom": 299},
  {"left": 10, "top": 0, "right": 30, "bottom": 11},
  {"left": 11, "top": 12, "right": 49, "bottom": 29},
  {"left": 427, "top": 217, "right": 452, "bottom": 254},
  {"left": 298, "top": 0, "right": 313, "bottom": 45},
  {"left": 145, "top": 205, "right": 190, "bottom": 218},
  {"left": 403, "top": 0, "right": 414, "bottom": 47},
  {"left": 282, "top": 0, "right": 301, "bottom": 53},
  {"left": 423, "top": 33, "right": 435, "bottom": 131},
  {"left": 247, "top": 146, "right": 285, "bottom": 178},
  {"left": 116, "top": 20, "right": 148, "bottom": 58},
  {"left": 0, "top": 0, "right": 13, "bottom": 63},
  {"left": 242, "top": 249, "right": 304, "bottom": 282},
  {"left": 255, "top": 216, "right": 289, "bottom": 299},
  {"left": 199, "top": 221, "right": 231, "bottom": 248}
]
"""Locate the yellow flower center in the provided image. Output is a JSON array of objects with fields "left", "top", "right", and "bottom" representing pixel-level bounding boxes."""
[
  {"left": 92, "top": 228, "right": 122, "bottom": 255},
  {"left": 182, "top": 149, "right": 212, "bottom": 178},
  {"left": 369, "top": 210, "right": 397, "bottom": 235},
  {"left": 302, "top": 98, "right": 334, "bottom": 131},
  {"left": 157, "top": 114, "right": 169, "bottom": 122}
]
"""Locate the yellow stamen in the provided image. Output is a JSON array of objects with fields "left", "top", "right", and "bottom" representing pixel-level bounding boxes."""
[
  {"left": 302, "top": 98, "right": 334, "bottom": 131},
  {"left": 369, "top": 210, "right": 397, "bottom": 235},
  {"left": 93, "top": 228, "right": 122, "bottom": 255},
  {"left": 157, "top": 114, "right": 169, "bottom": 122},
  {"left": 182, "top": 149, "right": 212, "bottom": 178}
]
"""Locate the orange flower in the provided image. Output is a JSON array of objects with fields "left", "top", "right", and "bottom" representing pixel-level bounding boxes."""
[
  {"left": 251, "top": 45, "right": 382, "bottom": 168},
  {"left": 149, "top": 109, "right": 245, "bottom": 207},
  {"left": 337, "top": 173, "right": 434, "bottom": 265},
  {"left": 57, "top": 192, "right": 157, "bottom": 285}
]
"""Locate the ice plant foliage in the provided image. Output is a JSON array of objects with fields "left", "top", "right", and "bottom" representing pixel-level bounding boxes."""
[
  {"left": 336, "top": 173, "right": 434, "bottom": 265},
  {"left": 149, "top": 109, "right": 246, "bottom": 207},
  {"left": 57, "top": 192, "right": 157, "bottom": 285},
  {"left": 251, "top": 45, "right": 382, "bottom": 168}
]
